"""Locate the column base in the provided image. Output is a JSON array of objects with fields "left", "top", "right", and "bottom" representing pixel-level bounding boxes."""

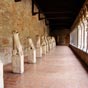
[
  {"left": 36, "top": 47, "right": 42, "bottom": 58},
  {"left": 12, "top": 55, "right": 24, "bottom": 74},
  {"left": 28, "top": 49, "right": 36, "bottom": 64}
]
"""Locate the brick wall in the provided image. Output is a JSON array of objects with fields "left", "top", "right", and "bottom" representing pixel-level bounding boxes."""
[{"left": 0, "top": 0, "right": 49, "bottom": 65}]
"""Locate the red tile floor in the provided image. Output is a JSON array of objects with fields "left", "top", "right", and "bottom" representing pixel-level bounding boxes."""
[{"left": 4, "top": 46, "right": 88, "bottom": 88}]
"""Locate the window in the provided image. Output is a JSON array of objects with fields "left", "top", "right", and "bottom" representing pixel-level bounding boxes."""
[
  {"left": 83, "top": 19, "right": 87, "bottom": 51},
  {"left": 78, "top": 25, "right": 82, "bottom": 49},
  {"left": 70, "top": 10, "right": 88, "bottom": 53},
  {"left": 70, "top": 28, "right": 77, "bottom": 46}
]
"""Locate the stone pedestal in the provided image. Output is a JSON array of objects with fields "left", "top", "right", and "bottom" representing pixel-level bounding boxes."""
[
  {"left": 12, "top": 54, "right": 24, "bottom": 74},
  {"left": 0, "top": 61, "right": 4, "bottom": 88},
  {"left": 46, "top": 44, "right": 49, "bottom": 52},
  {"left": 42, "top": 45, "right": 47, "bottom": 55},
  {"left": 51, "top": 37, "right": 54, "bottom": 49},
  {"left": 49, "top": 38, "right": 52, "bottom": 50},
  {"left": 12, "top": 32, "right": 24, "bottom": 74},
  {"left": 36, "top": 47, "right": 42, "bottom": 58},
  {"left": 28, "top": 49, "right": 36, "bottom": 64},
  {"left": 53, "top": 41, "right": 56, "bottom": 48},
  {"left": 44, "top": 36, "right": 49, "bottom": 53},
  {"left": 50, "top": 43, "right": 52, "bottom": 50},
  {"left": 47, "top": 37, "right": 50, "bottom": 51}
]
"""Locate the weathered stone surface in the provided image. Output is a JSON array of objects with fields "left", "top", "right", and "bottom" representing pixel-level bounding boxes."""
[
  {"left": 36, "top": 35, "right": 41, "bottom": 48},
  {"left": 47, "top": 36, "right": 56, "bottom": 51},
  {"left": 28, "top": 37, "right": 35, "bottom": 50},
  {"left": 52, "top": 37, "right": 56, "bottom": 48},
  {"left": 41, "top": 36, "right": 47, "bottom": 55},
  {"left": 45, "top": 36, "right": 49, "bottom": 53},
  {"left": 46, "top": 44, "right": 49, "bottom": 52},
  {"left": 0, "top": 46, "right": 12, "bottom": 65},
  {"left": 42, "top": 45, "right": 46, "bottom": 55},
  {"left": 0, "top": 60, "right": 4, "bottom": 88},
  {"left": 28, "top": 49, "right": 36, "bottom": 64},
  {"left": 48, "top": 37, "right": 52, "bottom": 50},
  {"left": 27, "top": 38, "right": 36, "bottom": 64},
  {"left": 36, "top": 35, "right": 42, "bottom": 58},
  {"left": 0, "top": 0, "right": 48, "bottom": 65},
  {"left": 47, "top": 37, "right": 50, "bottom": 51},
  {"left": 12, "top": 32, "right": 24, "bottom": 74},
  {"left": 36, "top": 47, "right": 42, "bottom": 58},
  {"left": 12, "top": 54, "right": 24, "bottom": 74}
]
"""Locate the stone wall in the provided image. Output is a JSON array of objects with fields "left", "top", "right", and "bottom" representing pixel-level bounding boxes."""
[
  {"left": 70, "top": 45, "right": 88, "bottom": 65},
  {"left": 0, "top": 0, "right": 49, "bottom": 65}
]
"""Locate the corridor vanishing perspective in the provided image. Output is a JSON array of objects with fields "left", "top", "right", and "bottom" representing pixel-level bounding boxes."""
[
  {"left": 0, "top": 0, "right": 88, "bottom": 88},
  {"left": 4, "top": 46, "right": 88, "bottom": 88}
]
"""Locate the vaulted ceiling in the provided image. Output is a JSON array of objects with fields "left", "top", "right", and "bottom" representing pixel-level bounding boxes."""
[{"left": 34, "top": 0, "right": 86, "bottom": 30}]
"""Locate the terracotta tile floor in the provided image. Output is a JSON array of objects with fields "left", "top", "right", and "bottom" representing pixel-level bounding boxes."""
[{"left": 4, "top": 46, "right": 88, "bottom": 88}]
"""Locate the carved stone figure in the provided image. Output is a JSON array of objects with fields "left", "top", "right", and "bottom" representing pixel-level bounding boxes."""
[
  {"left": 41, "top": 36, "right": 47, "bottom": 55},
  {"left": 12, "top": 32, "right": 24, "bottom": 74},
  {"left": 0, "top": 60, "right": 4, "bottom": 88},
  {"left": 48, "top": 37, "right": 52, "bottom": 50},
  {"left": 47, "top": 37, "right": 50, "bottom": 51},
  {"left": 54, "top": 37, "right": 56, "bottom": 47},
  {"left": 27, "top": 37, "right": 36, "bottom": 64},
  {"left": 45, "top": 36, "right": 49, "bottom": 52},
  {"left": 36, "top": 35, "right": 42, "bottom": 58},
  {"left": 52, "top": 37, "right": 56, "bottom": 48}
]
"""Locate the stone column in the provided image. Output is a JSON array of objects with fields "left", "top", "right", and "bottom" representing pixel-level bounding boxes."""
[
  {"left": 41, "top": 36, "right": 47, "bottom": 55},
  {"left": 86, "top": 19, "right": 88, "bottom": 52},
  {"left": 0, "top": 60, "right": 4, "bottom": 88},
  {"left": 85, "top": 4, "right": 88, "bottom": 52},
  {"left": 27, "top": 37, "right": 36, "bottom": 64},
  {"left": 36, "top": 35, "right": 42, "bottom": 58},
  {"left": 12, "top": 32, "right": 24, "bottom": 74},
  {"left": 80, "top": 14, "right": 84, "bottom": 50}
]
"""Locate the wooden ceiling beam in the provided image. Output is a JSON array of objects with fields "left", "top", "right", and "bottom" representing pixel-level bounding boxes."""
[
  {"left": 50, "top": 23, "right": 69, "bottom": 26},
  {"left": 15, "top": 0, "right": 21, "bottom": 2},
  {"left": 44, "top": 11, "right": 73, "bottom": 14},
  {"left": 49, "top": 22, "right": 71, "bottom": 26},
  {"left": 47, "top": 17, "right": 71, "bottom": 20}
]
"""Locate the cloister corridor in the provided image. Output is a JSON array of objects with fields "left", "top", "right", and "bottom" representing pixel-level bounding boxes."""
[{"left": 4, "top": 46, "right": 88, "bottom": 88}]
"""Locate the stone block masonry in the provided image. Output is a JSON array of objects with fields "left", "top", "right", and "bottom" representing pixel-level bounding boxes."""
[{"left": 0, "top": 0, "right": 49, "bottom": 65}]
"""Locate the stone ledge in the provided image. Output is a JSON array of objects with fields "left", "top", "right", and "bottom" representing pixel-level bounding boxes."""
[{"left": 69, "top": 44, "right": 88, "bottom": 66}]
